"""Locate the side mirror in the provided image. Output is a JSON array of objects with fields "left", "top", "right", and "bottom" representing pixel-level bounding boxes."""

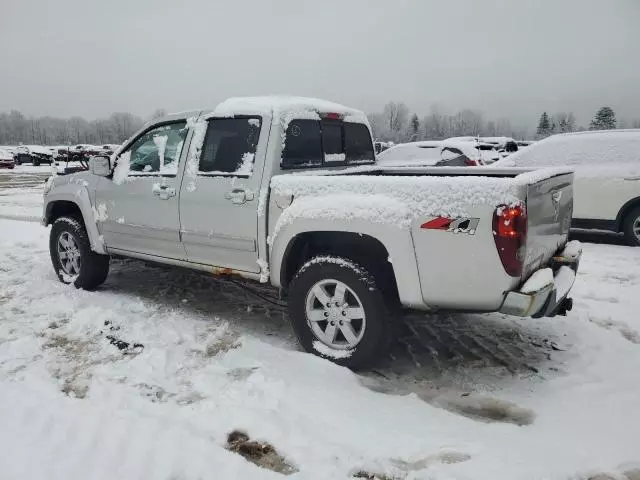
[{"left": 90, "top": 155, "right": 111, "bottom": 177}]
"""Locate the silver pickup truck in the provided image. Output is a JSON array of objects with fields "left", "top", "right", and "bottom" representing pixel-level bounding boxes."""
[{"left": 43, "top": 96, "right": 581, "bottom": 368}]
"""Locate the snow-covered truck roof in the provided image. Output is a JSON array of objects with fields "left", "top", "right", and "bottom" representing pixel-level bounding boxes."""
[{"left": 204, "top": 95, "right": 369, "bottom": 126}]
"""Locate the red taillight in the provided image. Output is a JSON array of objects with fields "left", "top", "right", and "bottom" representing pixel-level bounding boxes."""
[
  {"left": 493, "top": 204, "right": 527, "bottom": 277},
  {"left": 464, "top": 158, "right": 478, "bottom": 166},
  {"left": 323, "top": 112, "right": 341, "bottom": 120}
]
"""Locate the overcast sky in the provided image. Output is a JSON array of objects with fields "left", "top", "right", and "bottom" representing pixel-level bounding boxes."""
[{"left": 1, "top": 0, "right": 639, "bottom": 129}]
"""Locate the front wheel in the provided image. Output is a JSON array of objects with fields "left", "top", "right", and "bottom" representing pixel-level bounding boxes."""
[
  {"left": 50, "top": 216, "right": 110, "bottom": 290},
  {"left": 623, "top": 206, "right": 640, "bottom": 246},
  {"left": 287, "top": 256, "right": 394, "bottom": 369}
]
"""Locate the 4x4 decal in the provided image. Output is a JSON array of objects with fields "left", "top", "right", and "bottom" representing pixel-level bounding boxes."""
[{"left": 421, "top": 216, "right": 480, "bottom": 235}]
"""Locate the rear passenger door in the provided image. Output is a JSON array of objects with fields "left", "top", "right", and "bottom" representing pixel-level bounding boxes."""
[{"left": 179, "top": 117, "right": 266, "bottom": 273}]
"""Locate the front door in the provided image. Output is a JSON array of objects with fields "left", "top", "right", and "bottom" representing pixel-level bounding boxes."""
[
  {"left": 179, "top": 116, "right": 265, "bottom": 273},
  {"left": 96, "top": 120, "right": 189, "bottom": 259}
]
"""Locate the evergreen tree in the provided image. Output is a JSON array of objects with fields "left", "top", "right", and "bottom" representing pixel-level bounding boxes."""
[
  {"left": 409, "top": 113, "right": 420, "bottom": 140},
  {"left": 536, "top": 112, "right": 551, "bottom": 138},
  {"left": 590, "top": 106, "right": 617, "bottom": 130}
]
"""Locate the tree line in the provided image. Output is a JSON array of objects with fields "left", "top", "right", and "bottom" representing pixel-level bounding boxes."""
[
  {"left": 1, "top": 103, "right": 639, "bottom": 147},
  {"left": 368, "top": 103, "right": 640, "bottom": 144},
  {"left": 0, "top": 109, "right": 167, "bottom": 146}
]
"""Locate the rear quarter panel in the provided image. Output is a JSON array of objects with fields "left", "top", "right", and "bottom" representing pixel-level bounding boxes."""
[
  {"left": 412, "top": 203, "right": 518, "bottom": 311},
  {"left": 268, "top": 214, "right": 427, "bottom": 310}
]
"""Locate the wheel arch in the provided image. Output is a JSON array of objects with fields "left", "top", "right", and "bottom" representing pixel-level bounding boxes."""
[
  {"left": 44, "top": 190, "right": 107, "bottom": 254},
  {"left": 615, "top": 196, "right": 640, "bottom": 231},
  {"left": 278, "top": 230, "right": 400, "bottom": 303}
]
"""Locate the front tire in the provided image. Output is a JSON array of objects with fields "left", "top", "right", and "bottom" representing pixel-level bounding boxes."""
[
  {"left": 288, "top": 256, "right": 394, "bottom": 369},
  {"left": 50, "top": 216, "right": 110, "bottom": 290},
  {"left": 623, "top": 206, "right": 640, "bottom": 246}
]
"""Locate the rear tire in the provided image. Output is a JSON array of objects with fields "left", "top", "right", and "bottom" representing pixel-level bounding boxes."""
[
  {"left": 623, "top": 206, "right": 640, "bottom": 246},
  {"left": 287, "top": 256, "right": 394, "bottom": 369},
  {"left": 50, "top": 216, "right": 110, "bottom": 290},
  {"left": 33, "top": 158, "right": 40, "bottom": 166}
]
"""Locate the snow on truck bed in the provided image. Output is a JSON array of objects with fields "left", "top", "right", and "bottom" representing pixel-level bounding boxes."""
[{"left": 269, "top": 166, "right": 573, "bottom": 237}]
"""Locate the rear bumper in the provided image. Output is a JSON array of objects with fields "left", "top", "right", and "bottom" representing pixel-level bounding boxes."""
[{"left": 499, "top": 241, "right": 582, "bottom": 318}]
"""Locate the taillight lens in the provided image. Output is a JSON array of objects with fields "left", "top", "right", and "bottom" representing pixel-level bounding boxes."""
[
  {"left": 464, "top": 158, "right": 478, "bottom": 166},
  {"left": 493, "top": 204, "right": 527, "bottom": 277}
]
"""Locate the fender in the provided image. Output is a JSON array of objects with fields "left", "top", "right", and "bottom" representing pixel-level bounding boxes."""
[
  {"left": 269, "top": 217, "right": 427, "bottom": 310},
  {"left": 44, "top": 181, "right": 107, "bottom": 255}
]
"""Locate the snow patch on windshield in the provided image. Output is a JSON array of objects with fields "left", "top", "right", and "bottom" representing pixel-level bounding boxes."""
[
  {"left": 153, "top": 135, "right": 168, "bottom": 170},
  {"left": 248, "top": 118, "right": 261, "bottom": 127},
  {"left": 112, "top": 151, "right": 131, "bottom": 185}
]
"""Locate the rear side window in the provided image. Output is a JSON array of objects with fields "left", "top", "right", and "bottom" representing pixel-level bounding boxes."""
[
  {"left": 198, "top": 117, "right": 261, "bottom": 176},
  {"left": 282, "top": 119, "right": 374, "bottom": 169}
]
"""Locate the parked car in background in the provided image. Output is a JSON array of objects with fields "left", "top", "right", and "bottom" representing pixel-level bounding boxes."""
[
  {"left": 14, "top": 145, "right": 56, "bottom": 166},
  {"left": 480, "top": 137, "right": 519, "bottom": 155},
  {"left": 0, "top": 148, "right": 15, "bottom": 169},
  {"left": 445, "top": 137, "right": 503, "bottom": 164},
  {"left": 517, "top": 140, "right": 535, "bottom": 149},
  {"left": 377, "top": 140, "right": 484, "bottom": 166},
  {"left": 374, "top": 141, "right": 394, "bottom": 154},
  {"left": 493, "top": 129, "right": 640, "bottom": 245}
]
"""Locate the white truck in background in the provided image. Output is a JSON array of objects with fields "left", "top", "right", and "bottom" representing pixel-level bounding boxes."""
[{"left": 42, "top": 96, "right": 581, "bottom": 368}]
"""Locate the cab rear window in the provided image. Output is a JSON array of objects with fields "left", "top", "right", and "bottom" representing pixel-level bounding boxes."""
[{"left": 282, "top": 119, "right": 374, "bottom": 169}]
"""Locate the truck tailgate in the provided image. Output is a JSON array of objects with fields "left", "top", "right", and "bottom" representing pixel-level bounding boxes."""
[{"left": 523, "top": 172, "right": 573, "bottom": 279}]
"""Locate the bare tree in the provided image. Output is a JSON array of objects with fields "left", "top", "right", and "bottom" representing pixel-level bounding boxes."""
[{"left": 382, "top": 101, "right": 409, "bottom": 142}]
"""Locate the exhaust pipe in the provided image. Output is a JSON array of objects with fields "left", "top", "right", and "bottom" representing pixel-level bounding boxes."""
[{"left": 557, "top": 297, "right": 573, "bottom": 316}]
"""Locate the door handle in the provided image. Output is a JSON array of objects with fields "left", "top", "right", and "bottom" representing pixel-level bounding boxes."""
[
  {"left": 152, "top": 183, "right": 176, "bottom": 200},
  {"left": 224, "top": 188, "right": 254, "bottom": 205}
]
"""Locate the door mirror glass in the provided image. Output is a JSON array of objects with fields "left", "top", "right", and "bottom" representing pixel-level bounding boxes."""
[{"left": 90, "top": 155, "right": 111, "bottom": 176}]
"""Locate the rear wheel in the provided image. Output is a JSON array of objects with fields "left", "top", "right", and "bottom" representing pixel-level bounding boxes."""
[
  {"left": 50, "top": 216, "right": 110, "bottom": 290},
  {"left": 287, "top": 256, "right": 394, "bottom": 369},
  {"left": 33, "top": 158, "right": 40, "bottom": 166},
  {"left": 623, "top": 206, "right": 640, "bottom": 246}
]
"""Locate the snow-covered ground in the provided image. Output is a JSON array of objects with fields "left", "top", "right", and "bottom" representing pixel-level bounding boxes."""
[{"left": 1, "top": 171, "right": 640, "bottom": 479}]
